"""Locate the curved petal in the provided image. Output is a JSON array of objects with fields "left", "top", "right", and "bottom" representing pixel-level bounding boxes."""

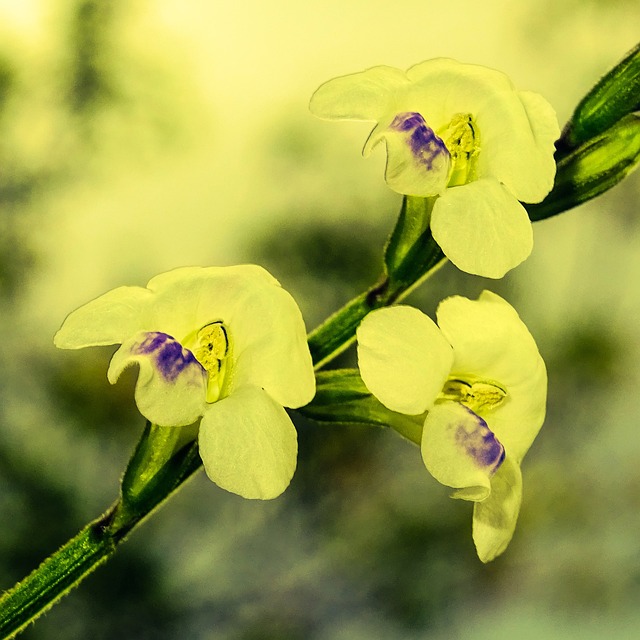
[
  {"left": 144, "top": 265, "right": 277, "bottom": 340},
  {"left": 405, "top": 59, "right": 558, "bottom": 203},
  {"left": 230, "top": 285, "right": 315, "bottom": 409},
  {"left": 380, "top": 112, "right": 451, "bottom": 197},
  {"left": 431, "top": 178, "right": 533, "bottom": 278},
  {"left": 144, "top": 265, "right": 315, "bottom": 409},
  {"left": 357, "top": 305, "right": 453, "bottom": 415},
  {"left": 54, "top": 286, "right": 152, "bottom": 349},
  {"left": 198, "top": 386, "right": 297, "bottom": 500},
  {"left": 405, "top": 58, "right": 516, "bottom": 130},
  {"left": 421, "top": 402, "right": 504, "bottom": 502},
  {"left": 482, "top": 90, "right": 559, "bottom": 202},
  {"left": 108, "top": 331, "right": 207, "bottom": 427},
  {"left": 436, "top": 291, "right": 547, "bottom": 460},
  {"left": 472, "top": 455, "right": 523, "bottom": 562},
  {"left": 309, "top": 65, "right": 409, "bottom": 121}
]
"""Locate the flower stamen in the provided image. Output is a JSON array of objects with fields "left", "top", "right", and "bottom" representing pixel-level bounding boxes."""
[
  {"left": 194, "top": 321, "right": 231, "bottom": 403},
  {"left": 439, "top": 377, "right": 506, "bottom": 414},
  {"left": 439, "top": 113, "right": 480, "bottom": 186}
]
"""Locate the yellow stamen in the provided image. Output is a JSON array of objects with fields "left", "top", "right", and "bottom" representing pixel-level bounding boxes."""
[
  {"left": 194, "top": 321, "right": 231, "bottom": 403},
  {"left": 439, "top": 377, "right": 506, "bottom": 414},
  {"left": 438, "top": 113, "right": 480, "bottom": 186}
]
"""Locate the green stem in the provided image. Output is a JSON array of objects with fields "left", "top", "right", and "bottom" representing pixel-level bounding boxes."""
[
  {"left": 309, "top": 212, "right": 446, "bottom": 368},
  {"left": 0, "top": 434, "right": 202, "bottom": 640},
  {"left": 0, "top": 199, "right": 446, "bottom": 638},
  {"left": 0, "top": 512, "right": 117, "bottom": 640}
]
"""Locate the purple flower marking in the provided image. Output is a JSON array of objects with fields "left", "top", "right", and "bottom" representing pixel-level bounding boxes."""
[
  {"left": 454, "top": 405, "right": 505, "bottom": 473},
  {"left": 132, "top": 332, "right": 203, "bottom": 382},
  {"left": 389, "top": 111, "right": 449, "bottom": 170}
]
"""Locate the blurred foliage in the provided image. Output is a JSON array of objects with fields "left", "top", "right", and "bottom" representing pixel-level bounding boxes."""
[{"left": 0, "top": 1, "right": 639, "bottom": 639}]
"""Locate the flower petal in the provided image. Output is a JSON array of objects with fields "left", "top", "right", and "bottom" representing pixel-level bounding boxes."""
[
  {"left": 421, "top": 402, "right": 504, "bottom": 502},
  {"left": 436, "top": 291, "right": 547, "bottom": 460},
  {"left": 54, "top": 286, "right": 152, "bottom": 349},
  {"left": 379, "top": 112, "right": 451, "bottom": 197},
  {"left": 143, "top": 265, "right": 315, "bottom": 409},
  {"left": 431, "top": 178, "right": 533, "bottom": 278},
  {"left": 472, "top": 455, "right": 523, "bottom": 562},
  {"left": 482, "top": 90, "right": 559, "bottom": 203},
  {"left": 405, "top": 58, "right": 517, "bottom": 130},
  {"left": 309, "top": 65, "right": 409, "bottom": 121},
  {"left": 198, "top": 386, "right": 297, "bottom": 500},
  {"left": 108, "top": 331, "right": 207, "bottom": 427},
  {"left": 357, "top": 305, "right": 453, "bottom": 415}
]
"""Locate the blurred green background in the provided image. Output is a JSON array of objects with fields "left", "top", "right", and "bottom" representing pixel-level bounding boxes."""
[{"left": 1, "top": 1, "right": 639, "bottom": 638}]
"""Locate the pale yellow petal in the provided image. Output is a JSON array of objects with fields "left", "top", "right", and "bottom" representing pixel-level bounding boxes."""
[
  {"left": 472, "top": 455, "right": 523, "bottom": 562},
  {"left": 310, "top": 65, "right": 408, "bottom": 121},
  {"left": 357, "top": 305, "right": 453, "bottom": 415},
  {"left": 431, "top": 179, "right": 533, "bottom": 278},
  {"left": 198, "top": 386, "right": 297, "bottom": 500},
  {"left": 54, "top": 286, "right": 152, "bottom": 349},
  {"left": 421, "top": 402, "right": 504, "bottom": 502},
  {"left": 108, "top": 331, "right": 207, "bottom": 427},
  {"left": 437, "top": 291, "right": 547, "bottom": 461}
]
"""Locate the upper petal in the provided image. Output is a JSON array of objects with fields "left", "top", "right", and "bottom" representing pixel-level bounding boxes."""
[
  {"left": 472, "top": 455, "right": 523, "bottom": 562},
  {"left": 54, "top": 285, "right": 153, "bottom": 349},
  {"left": 431, "top": 178, "right": 533, "bottom": 278},
  {"left": 108, "top": 331, "right": 207, "bottom": 427},
  {"left": 357, "top": 305, "right": 454, "bottom": 415},
  {"left": 198, "top": 385, "right": 298, "bottom": 500},
  {"left": 405, "top": 59, "right": 558, "bottom": 202},
  {"left": 405, "top": 58, "right": 517, "bottom": 130},
  {"left": 309, "top": 65, "right": 409, "bottom": 121},
  {"left": 421, "top": 401, "right": 504, "bottom": 502},
  {"left": 436, "top": 291, "right": 547, "bottom": 460},
  {"left": 144, "top": 265, "right": 315, "bottom": 409}
]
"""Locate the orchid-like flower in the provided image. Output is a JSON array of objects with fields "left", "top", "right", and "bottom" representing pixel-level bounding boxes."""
[
  {"left": 356, "top": 292, "right": 546, "bottom": 561},
  {"left": 54, "top": 265, "right": 315, "bottom": 500},
  {"left": 310, "top": 59, "right": 560, "bottom": 278}
]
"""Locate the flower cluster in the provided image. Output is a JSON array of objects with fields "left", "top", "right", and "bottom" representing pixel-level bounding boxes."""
[
  {"left": 310, "top": 58, "right": 560, "bottom": 278},
  {"left": 54, "top": 58, "right": 552, "bottom": 562},
  {"left": 55, "top": 265, "right": 315, "bottom": 500},
  {"left": 357, "top": 292, "right": 547, "bottom": 561}
]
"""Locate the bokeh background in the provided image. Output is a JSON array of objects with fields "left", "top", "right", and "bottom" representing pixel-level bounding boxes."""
[{"left": 1, "top": 1, "right": 639, "bottom": 638}]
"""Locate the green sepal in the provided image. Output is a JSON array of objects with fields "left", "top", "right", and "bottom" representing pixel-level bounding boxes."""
[
  {"left": 527, "top": 113, "right": 640, "bottom": 222},
  {"left": 557, "top": 41, "right": 640, "bottom": 158},
  {"left": 299, "top": 369, "right": 424, "bottom": 445},
  {"left": 384, "top": 196, "right": 434, "bottom": 274},
  {"left": 116, "top": 422, "right": 201, "bottom": 529}
]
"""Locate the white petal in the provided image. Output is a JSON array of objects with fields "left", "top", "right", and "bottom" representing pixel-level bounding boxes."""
[
  {"left": 421, "top": 402, "right": 504, "bottom": 502},
  {"left": 357, "top": 306, "right": 453, "bottom": 415},
  {"left": 108, "top": 331, "right": 207, "bottom": 427},
  {"left": 310, "top": 65, "right": 409, "bottom": 121},
  {"left": 198, "top": 386, "right": 298, "bottom": 500},
  {"left": 380, "top": 112, "right": 451, "bottom": 197},
  {"left": 431, "top": 178, "right": 533, "bottom": 278},
  {"left": 405, "top": 58, "right": 518, "bottom": 134},
  {"left": 481, "top": 90, "right": 560, "bottom": 202},
  {"left": 472, "top": 455, "right": 523, "bottom": 562},
  {"left": 54, "top": 286, "right": 152, "bottom": 349},
  {"left": 145, "top": 265, "right": 315, "bottom": 409},
  {"left": 437, "top": 291, "right": 547, "bottom": 460}
]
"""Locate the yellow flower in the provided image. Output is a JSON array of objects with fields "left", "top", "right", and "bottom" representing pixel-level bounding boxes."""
[
  {"left": 357, "top": 292, "right": 547, "bottom": 561},
  {"left": 55, "top": 265, "right": 315, "bottom": 500},
  {"left": 311, "top": 59, "right": 560, "bottom": 278}
]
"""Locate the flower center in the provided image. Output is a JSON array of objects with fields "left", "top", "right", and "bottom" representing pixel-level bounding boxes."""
[
  {"left": 439, "top": 376, "right": 506, "bottom": 415},
  {"left": 193, "top": 321, "right": 231, "bottom": 403},
  {"left": 438, "top": 113, "right": 480, "bottom": 187}
]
